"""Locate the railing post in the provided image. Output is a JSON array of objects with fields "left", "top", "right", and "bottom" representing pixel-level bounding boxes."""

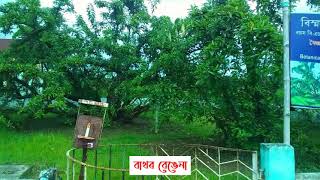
[
  {"left": 237, "top": 151, "right": 239, "bottom": 180},
  {"left": 218, "top": 148, "right": 221, "bottom": 180},
  {"left": 94, "top": 149, "right": 98, "bottom": 180},
  {"left": 67, "top": 155, "right": 70, "bottom": 180},
  {"left": 122, "top": 145, "right": 126, "bottom": 180},
  {"left": 84, "top": 165, "right": 87, "bottom": 180},
  {"left": 72, "top": 150, "right": 75, "bottom": 180},
  {"left": 195, "top": 147, "right": 198, "bottom": 180},
  {"left": 108, "top": 145, "right": 112, "bottom": 180},
  {"left": 156, "top": 145, "right": 159, "bottom": 180},
  {"left": 252, "top": 151, "right": 258, "bottom": 180}
]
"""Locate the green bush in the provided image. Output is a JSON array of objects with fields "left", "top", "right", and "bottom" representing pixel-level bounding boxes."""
[{"left": 168, "top": 115, "right": 219, "bottom": 140}]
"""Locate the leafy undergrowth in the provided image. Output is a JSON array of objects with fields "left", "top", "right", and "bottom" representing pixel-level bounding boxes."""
[{"left": 292, "top": 122, "right": 320, "bottom": 172}]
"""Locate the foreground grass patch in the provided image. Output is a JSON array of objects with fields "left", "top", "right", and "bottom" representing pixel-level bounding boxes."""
[
  {"left": 0, "top": 128, "right": 71, "bottom": 178},
  {"left": 0, "top": 125, "right": 193, "bottom": 178}
]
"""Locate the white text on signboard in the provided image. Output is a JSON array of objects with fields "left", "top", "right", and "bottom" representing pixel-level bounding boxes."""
[{"left": 129, "top": 156, "right": 191, "bottom": 176}]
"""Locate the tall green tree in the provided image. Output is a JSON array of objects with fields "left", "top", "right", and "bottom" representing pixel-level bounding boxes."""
[
  {"left": 142, "top": 0, "right": 284, "bottom": 147},
  {"left": 72, "top": 0, "right": 151, "bottom": 122},
  {"left": 0, "top": 0, "right": 75, "bottom": 124},
  {"left": 0, "top": 0, "right": 288, "bottom": 148}
]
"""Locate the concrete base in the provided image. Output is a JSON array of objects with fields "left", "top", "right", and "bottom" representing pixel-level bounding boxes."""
[
  {"left": 260, "top": 143, "right": 295, "bottom": 180},
  {"left": 296, "top": 173, "right": 320, "bottom": 180},
  {"left": 0, "top": 165, "right": 30, "bottom": 179}
]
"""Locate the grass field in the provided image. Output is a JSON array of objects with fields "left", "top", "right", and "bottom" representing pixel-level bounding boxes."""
[
  {"left": 2, "top": 120, "right": 319, "bottom": 179},
  {"left": 0, "top": 124, "right": 249, "bottom": 179},
  {"left": 0, "top": 125, "right": 187, "bottom": 176}
]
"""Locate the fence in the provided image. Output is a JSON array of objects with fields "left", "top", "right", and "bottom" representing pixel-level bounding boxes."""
[{"left": 66, "top": 144, "right": 259, "bottom": 180}]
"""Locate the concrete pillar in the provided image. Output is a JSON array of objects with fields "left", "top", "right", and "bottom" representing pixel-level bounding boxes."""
[{"left": 260, "top": 143, "right": 295, "bottom": 180}]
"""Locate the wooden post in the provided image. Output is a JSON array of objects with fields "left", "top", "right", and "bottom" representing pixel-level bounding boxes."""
[{"left": 79, "top": 148, "right": 88, "bottom": 180}]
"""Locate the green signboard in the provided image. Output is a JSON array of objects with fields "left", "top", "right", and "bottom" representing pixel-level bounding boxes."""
[{"left": 291, "top": 61, "right": 320, "bottom": 108}]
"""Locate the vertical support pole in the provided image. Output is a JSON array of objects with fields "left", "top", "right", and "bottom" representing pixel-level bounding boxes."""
[
  {"left": 195, "top": 147, "right": 198, "bottom": 180},
  {"left": 236, "top": 151, "right": 239, "bottom": 180},
  {"left": 122, "top": 145, "right": 126, "bottom": 180},
  {"left": 54, "top": 165, "right": 57, "bottom": 180},
  {"left": 108, "top": 145, "right": 112, "bottom": 180},
  {"left": 218, "top": 148, "right": 221, "bottom": 180},
  {"left": 139, "top": 145, "right": 143, "bottom": 180},
  {"left": 79, "top": 148, "right": 88, "bottom": 180},
  {"left": 72, "top": 150, "right": 75, "bottom": 180},
  {"left": 94, "top": 149, "right": 98, "bottom": 180},
  {"left": 282, "top": 0, "right": 291, "bottom": 145},
  {"left": 84, "top": 166, "right": 87, "bottom": 180},
  {"left": 102, "top": 146, "right": 106, "bottom": 180},
  {"left": 156, "top": 145, "right": 159, "bottom": 180},
  {"left": 67, "top": 156, "right": 70, "bottom": 180},
  {"left": 252, "top": 151, "right": 258, "bottom": 180}
]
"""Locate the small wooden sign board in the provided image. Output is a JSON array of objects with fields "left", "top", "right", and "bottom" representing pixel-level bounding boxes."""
[
  {"left": 78, "top": 99, "right": 108, "bottom": 107},
  {"left": 73, "top": 115, "right": 103, "bottom": 149}
]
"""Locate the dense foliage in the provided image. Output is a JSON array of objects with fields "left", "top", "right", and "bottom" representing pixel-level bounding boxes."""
[
  {"left": 0, "top": 0, "right": 284, "bottom": 145},
  {"left": 0, "top": 0, "right": 318, "bottom": 151}
]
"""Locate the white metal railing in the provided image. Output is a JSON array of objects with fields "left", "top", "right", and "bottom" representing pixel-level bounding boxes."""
[{"left": 66, "top": 144, "right": 260, "bottom": 180}]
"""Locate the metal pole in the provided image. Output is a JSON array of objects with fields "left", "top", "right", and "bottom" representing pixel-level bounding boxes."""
[
  {"left": 84, "top": 166, "right": 87, "bottom": 180},
  {"left": 282, "top": 0, "right": 290, "bottom": 145},
  {"left": 236, "top": 151, "right": 239, "bottom": 180},
  {"left": 195, "top": 148, "right": 198, "bottom": 180},
  {"left": 252, "top": 152, "right": 258, "bottom": 180},
  {"left": 67, "top": 156, "right": 70, "bottom": 180},
  {"left": 218, "top": 148, "right": 221, "bottom": 180},
  {"left": 122, "top": 145, "right": 126, "bottom": 180},
  {"left": 72, "top": 150, "right": 75, "bottom": 180},
  {"left": 108, "top": 145, "right": 112, "bottom": 180},
  {"left": 94, "top": 149, "right": 98, "bottom": 180}
]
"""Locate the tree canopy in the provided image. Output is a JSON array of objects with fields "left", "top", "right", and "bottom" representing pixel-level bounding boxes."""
[{"left": 0, "top": 0, "right": 307, "bottom": 147}]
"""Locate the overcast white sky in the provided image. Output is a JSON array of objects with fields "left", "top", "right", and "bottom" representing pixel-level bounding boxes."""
[
  {"left": 0, "top": 0, "right": 317, "bottom": 23},
  {"left": 40, "top": 0, "right": 208, "bottom": 23},
  {"left": 0, "top": 0, "right": 317, "bottom": 38},
  {"left": 38, "top": 0, "right": 317, "bottom": 25}
]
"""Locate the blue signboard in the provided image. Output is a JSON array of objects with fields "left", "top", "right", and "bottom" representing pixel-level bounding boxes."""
[
  {"left": 290, "top": 13, "right": 320, "bottom": 108},
  {"left": 290, "top": 13, "right": 320, "bottom": 62}
]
